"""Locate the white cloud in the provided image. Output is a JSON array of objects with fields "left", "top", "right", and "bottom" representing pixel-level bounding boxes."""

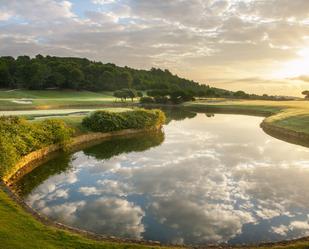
[
  {"left": 0, "top": 11, "right": 11, "bottom": 21},
  {"left": 0, "top": 0, "right": 75, "bottom": 22},
  {"left": 271, "top": 220, "right": 309, "bottom": 237},
  {"left": 290, "top": 220, "right": 309, "bottom": 232},
  {"left": 0, "top": 0, "right": 309, "bottom": 95},
  {"left": 75, "top": 197, "right": 145, "bottom": 238},
  {"left": 92, "top": 0, "right": 116, "bottom": 4},
  {"left": 271, "top": 224, "right": 289, "bottom": 236}
]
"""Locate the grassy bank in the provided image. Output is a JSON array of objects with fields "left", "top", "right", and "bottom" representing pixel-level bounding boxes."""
[
  {"left": 0, "top": 186, "right": 174, "bottom": 249},
  {"left": 2, "top": 185, "right": 309, "bottom": 249},
  {"left": 0, "top": 109, "right": 165, "bottom": 181},
  {"left": 0, "top": 108, "right": 169, "bottom": 248},
  {"left": 185, "top": 99, "right": 309, "bottom": 136}
]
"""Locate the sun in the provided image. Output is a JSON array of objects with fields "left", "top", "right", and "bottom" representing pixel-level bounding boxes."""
[{"left": 272, "top": 47, "right": 309, "bottom": 79}]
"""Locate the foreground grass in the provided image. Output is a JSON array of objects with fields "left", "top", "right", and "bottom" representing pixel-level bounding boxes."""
[
  {"left": 0, "top": 188, "right": 174, "bottom": 249},
  {"left": 185, "top": 99, "right": 309, "bottom": 135},
  {"left": 1, "top": 186, "right": 309, "bottom": 249}
]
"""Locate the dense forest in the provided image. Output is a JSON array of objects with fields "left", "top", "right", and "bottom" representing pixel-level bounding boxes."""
[
  {"left": 0, "top": 55, "right": 288, "bottom": 100},
  {"left": 0, "top": 55, "right": 215, "bottom": 93}
]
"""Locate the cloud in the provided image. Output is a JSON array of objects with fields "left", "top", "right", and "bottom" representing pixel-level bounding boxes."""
[
  {"left": 149, "top": 198, "right": 253, "bottom": 244},
  {"left": 92, "top": 0, "right": 116, "bottom": 4},
  {"left": 0, "top": 0, "right": 309, "bottom": 95},
  {"left": 75, "top": 197, "right": 145, "bottom": 238},
  {"left": 271, "top": 220, "right": 309, "bottom": 237},
  {"left": 23, "top": 114, "right": 309, "bottom": 244},
  {"left": 0, "top": 11, "right": 11, "bottom": 21},
  {"left": 0, "top": 0, "right": 75, "bottom": 22},
  {"left": 271, "top": 225, "right": 289, "bottom": 236},
  {"left": 291, "top": 75, "right": 309, "bottom": 82}
]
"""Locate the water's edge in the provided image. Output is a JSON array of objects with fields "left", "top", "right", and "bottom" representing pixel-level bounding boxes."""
[
  {"left": 1, "top": 126, "right": 168, "bottom": 247},
  {"left": 4, "top": 126, "right": 161, "bottom": 184},
  {"left": 3, "top": 112, "right": 309, "bottom": 248}
]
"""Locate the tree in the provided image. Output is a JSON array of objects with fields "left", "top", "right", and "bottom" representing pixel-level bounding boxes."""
[
  {"left": 302, "top": 90, "right": 309, "bottom": 99},
  {"left": 137, "top": 91, "right": 143, "bottom": 98},
  {"left": 46, "top": 72, "right": 65, "bottom": 88},
  {"left": 0, "top": 54, "right": 261, "bottom": 99},
  {"left": 114, "top": 88, "right": 138, "bottom": 102},
  {"left": 234, "top": 90, "right": 249, "bottom": 99},
  {"left": 147, "top": 89, "right": 169, "bottom": 97},
  {"left": 120, "top": 72, "right": 133, "bottom": 88},
  {"left": 0, "top": 62, "right": 12, "bottom": 88},
  {"left": 126, "top": 88, "right": 137, "bottom": 102},
  {"left": 114, "top": 90, "right": 127, "bottom": 101},
  {"left": 28, "top": 62, "right": 50, "bottom": 89},
  {"left": 170, "top": 90, "right": 193, "bottom": 104}
]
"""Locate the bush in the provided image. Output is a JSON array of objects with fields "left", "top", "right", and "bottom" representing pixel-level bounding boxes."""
[
  {"left": 82, "top": 109, "right": 166, "bottom": 133},
  {"left": 154, "top": 96, "right": 169, "bottom": 104},
  {"left": 140, "top": 97, "right": 155, "bottom": 104},
  {"left": 0, "top": 116, "right": 74, "bottom": 178}
]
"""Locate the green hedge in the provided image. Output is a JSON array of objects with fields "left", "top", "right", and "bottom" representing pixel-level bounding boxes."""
[
  {"left": 0, "top": 116, "right": 74, "bottom": 178},
  {"left": 82, "top": 109, "right": 166, "bottom": 132}
]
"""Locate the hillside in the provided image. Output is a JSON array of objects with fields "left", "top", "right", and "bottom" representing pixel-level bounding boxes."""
[{"left": 0, "top": 55, "right": 220, "bottom": 95}]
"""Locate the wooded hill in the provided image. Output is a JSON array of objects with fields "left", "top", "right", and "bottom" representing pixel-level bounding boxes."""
[{"left": 0, "top": 55, "right": 229, "bottom": 97}]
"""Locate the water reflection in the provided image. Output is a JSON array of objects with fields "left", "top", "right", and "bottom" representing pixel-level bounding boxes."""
[
  {"left": 160, "top": 107, "right": 197, "bottom": 124},
  {"left": 14, "top": 113, "right": 309, "bottom": 245}
]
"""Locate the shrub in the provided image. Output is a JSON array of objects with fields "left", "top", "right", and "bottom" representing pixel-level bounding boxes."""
[
  {"left": 82, "top": 109, "right": 165, "bottom": 133},
  {"left": 154, "top": 96, "right": 169, "bottom": 104},
  {"left": 140, "top": 96, "right": 155, "bottom": 104},
  {"left": 137, "top": 91, "right": 143, "bottom": 98},
  {"left": 0, "top": 116, "right": 74, "bottom": 178}
]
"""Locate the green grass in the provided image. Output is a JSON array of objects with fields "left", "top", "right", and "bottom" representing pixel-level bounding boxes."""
[
  {"left": 2, "top": 93, "right": 309, "bottom": 248},
  {"left": 185, "top": 99, "right": 309, "bottom": 136},
  {"left": 0, "top": 188, "right": 174, "bottom": 249},
  {"left": 0, "top": 90, "right": 138, "bottom": 111},
  {"left": 1, "top": 186, "right": 309, "bottom": 249},
  {"left": 26, "top": 108, "right": 132, "bottom": 134},
  {"left": 0, "top": 89, "right": 114, "bottom": 99},
  {"left": 271, "top": 114, "right": 309, "bottom": 134}
]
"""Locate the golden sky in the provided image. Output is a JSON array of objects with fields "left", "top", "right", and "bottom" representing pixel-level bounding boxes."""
[{"left": 0, "top": 0, "right": 309, "bottom": 96}]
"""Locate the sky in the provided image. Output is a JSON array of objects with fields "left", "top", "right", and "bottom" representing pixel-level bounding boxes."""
[{"left": 0, "top": 0, "right": 309, "bottom": 96}]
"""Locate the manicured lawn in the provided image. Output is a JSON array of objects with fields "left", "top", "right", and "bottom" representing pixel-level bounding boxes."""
[
  {"left": 185, "top": 99, "right": 309, "bottom": 136},
  {"left": 0, "top": 89, "right": 114, "bottom": 99},
  {"left": 0, "top": 90, "right": 138, "bottom": 111}
]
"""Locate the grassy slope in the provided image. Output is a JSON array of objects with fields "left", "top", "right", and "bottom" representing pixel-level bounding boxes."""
[
  {"left": 185, "top": 99, "right": 309, "bottom": 135},
  {"left": 0, "top": 90, "right": 137, "bottom": 110}
]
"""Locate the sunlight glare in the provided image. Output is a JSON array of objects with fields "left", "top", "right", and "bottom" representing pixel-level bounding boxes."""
[{"left": 272, "top": 47, "right": 309, "bottom": 79}]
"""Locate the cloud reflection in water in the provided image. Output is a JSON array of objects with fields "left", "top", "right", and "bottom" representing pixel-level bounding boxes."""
[{"left": 16, "top": 114, "right": 309, "bottom": 245}]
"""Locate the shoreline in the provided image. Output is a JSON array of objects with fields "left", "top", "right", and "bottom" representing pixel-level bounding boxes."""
[
  {"left": 260, "top": 121, "right": 309, "bottom": 147},
  {"left": 4, "top": 126, "right": 161, "bottom": 184},
  {"left": 2, "top": 126, "right": 170, "bottom": 248},
  {"left": 184, "top": 104, "right": 309, "bottom": 148},
  {"left": 2, "top": 106, "right": 309, "bottom": 248}
]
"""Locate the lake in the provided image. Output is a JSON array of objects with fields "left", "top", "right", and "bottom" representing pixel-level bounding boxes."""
[{"left": 13, "top": 110, "right": 309, "bottom": 246}]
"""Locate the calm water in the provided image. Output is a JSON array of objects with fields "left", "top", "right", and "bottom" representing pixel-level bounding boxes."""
[{"left": 14, "top": 111, "right": 309, "bottom": 245}]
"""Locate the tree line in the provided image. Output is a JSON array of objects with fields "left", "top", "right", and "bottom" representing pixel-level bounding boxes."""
[
  {"left": 0, "top": 54, "right": 293, "bottom": 100},
  {"left": 0, "top": 54, "right": 214, "bottom": 94}
]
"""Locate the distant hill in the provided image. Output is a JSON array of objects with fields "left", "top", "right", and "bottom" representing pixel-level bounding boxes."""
[
  {"left": 0, "top": 54, "right": 227, "bottom": 96},
  {"left": 0, "top": 55, "right": 292, "bottom": 100}
]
